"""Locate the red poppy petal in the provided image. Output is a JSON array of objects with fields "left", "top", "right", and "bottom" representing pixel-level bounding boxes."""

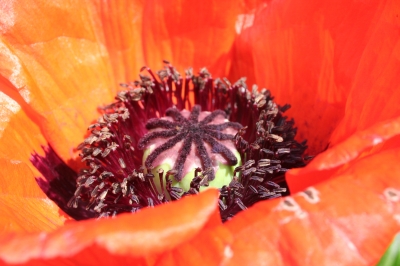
[
  {"left": 0, "top": 85, "right": 65, "bottom": 233},
  {"left": 0, "top": 159, "right": 65, "bottom": 234},
  {"left": 0, "top": 189, "right": 220, "bottom": 264},
  {"left": 96, "top": 0, "right": 267, "bottom": 83},
  {"left": 230, "top": 0, "right": 400, "bottom": 155},
  {"left": 156, "top": 224, "right": 233, "bottom": 266},
  {"left": 91, "top": 1, "right": 145, "bottom": 83},
  {"left": 0, "top": 0, "right": 115, "bottom": 162},
  {"left": 0, "top": 78, "right": 44, "bottom": 164},
  {"left": 287, "top": 116, "right": 400, "bottom": 193},
  {"left": 224, "top": 147, "right": 400, "bottom": 265},
  {"left": 142, "top": 0, "right": 248, "bottom": 77},
  {"left": 155, "top": 208, "right": 234, "bottom": 266},
  {"left": 329, "top": 0, "right": 400, "bottom": 146}
]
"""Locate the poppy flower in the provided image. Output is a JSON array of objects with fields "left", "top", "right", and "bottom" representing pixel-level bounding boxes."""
[{"left": 0, "top": 0, "right": 399, "bottom": 265}]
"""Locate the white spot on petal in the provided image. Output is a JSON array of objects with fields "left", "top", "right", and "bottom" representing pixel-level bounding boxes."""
[
  {"left": 394, "top": 214, "right": 400, "bottom": 224},
  {"left": 384, "top": 188, "right": 400, "bottom": 202},
  {"left": 0, "top": 91, "right": 21, "bottom": 137},
  {"left": 347, "top": 241, "right": 357, "bottom": 251},
  {"left": 372, "top": 136, "right": 383, "bottom": 145},
  {"left": 277, "top": 197, "right": 307, "bottom": 220},
  {"left": 0, "top": 0, "right": 15, "bottom": 34},
  {"left": 0, "top": 42, "right": 24, "bottom": 90},
  {"left": 235, "top": 13, "right": 255, "bottom": 34},
  {"left": 19, "top": 88, "right": 31, "bottom": 103},
  {"left": 41, "top": 197, "right": 54, "bottom": 206},
  {"left": 300, "top": 187, "right": 320, "bottom": 204},
  {"left": 279, "top": 197, "right": 300, "bottom": 212},
  {"left": 224, "top": 245, "right": 233, "bottom": 259}
]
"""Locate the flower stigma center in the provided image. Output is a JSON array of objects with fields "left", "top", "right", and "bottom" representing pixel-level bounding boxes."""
[{"left": 138, "top": 105, "right": 242, "bottom": 193}]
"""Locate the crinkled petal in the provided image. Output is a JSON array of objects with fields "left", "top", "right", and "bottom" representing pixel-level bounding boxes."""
[
  {"left": 287, "top": 116, "right": 400, "bottom": 192},
  {"left": 156, "top": 224, "right": 233, "bottom": 266},
  {"left": 0, "top": 87, "right": 64, "bottom": 233},
  {"left": 91, "top": 0, "right": 259, "bottom": 82},
  {"left": 223, "top": 147, "right": 400, "bottom": 265},
  {"left": 142, "top": 0, "right": 246, "bottom": 77},
  {"left": 329, "top": 0, "right": 400, "bottom": 146},
  {"left": 0, "top": 0, "right": 116, "bottom": 162},
  {"left": 0, "top": 159, "right": 65, "bottom": 234},
  {"left": 0, "top": 189, "right": 220, "bottom": 265},
  {"left": 231, "top": 0, "right": 400, "bottom": 155},
  {"left": 91, "top": 0, "right": 145, "bottom": 83}
]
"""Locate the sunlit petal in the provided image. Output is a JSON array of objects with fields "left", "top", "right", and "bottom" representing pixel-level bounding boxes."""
[{"left": 0, "top": 84, "right": 64, "bottom": 233}]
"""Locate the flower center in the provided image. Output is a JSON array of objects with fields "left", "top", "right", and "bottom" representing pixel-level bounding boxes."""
[
  {"left": 138, "top": 105, "right": 242, "bottom": 192},
  {"left": 32, "top": 61, "right": 310, "bottom": 221}
]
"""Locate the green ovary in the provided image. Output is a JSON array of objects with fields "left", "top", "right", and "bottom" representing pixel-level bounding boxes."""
[{"left": 143, "top": 148, "right": 242, "bottom": 193}]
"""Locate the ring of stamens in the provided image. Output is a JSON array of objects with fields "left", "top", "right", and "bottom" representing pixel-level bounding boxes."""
[{"left": 32, "top": 61, "right": 310, "bottom": 221}]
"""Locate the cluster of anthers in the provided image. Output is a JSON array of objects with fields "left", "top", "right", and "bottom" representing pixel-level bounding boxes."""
[{"left": 64, "top": 61, "right": 309, "bottom": 222}]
